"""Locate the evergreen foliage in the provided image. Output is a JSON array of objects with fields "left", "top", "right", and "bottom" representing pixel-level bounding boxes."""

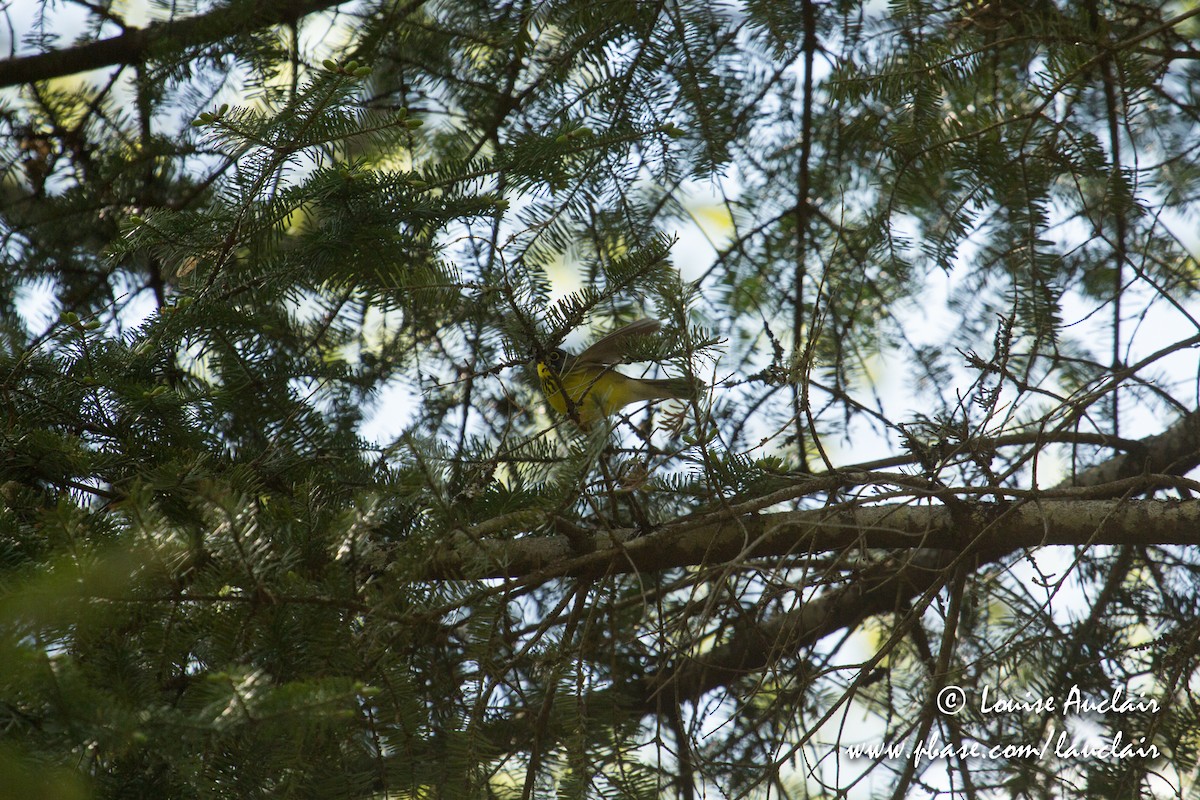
[{"left": 3, "top": 0, "right": 1200, "bottom": 797}]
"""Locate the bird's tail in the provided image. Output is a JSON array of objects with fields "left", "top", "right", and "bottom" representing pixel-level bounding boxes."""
[{"left": 631, "top": 376, "right": 700, "bottom": 402}]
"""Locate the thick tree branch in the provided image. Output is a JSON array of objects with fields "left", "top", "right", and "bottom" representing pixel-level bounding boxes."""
[
  {"left": 433, "top": 495, "right": 1200, "bottom": 581},
  {"left": 429, "top": 409, "right": 1200, "bottom": 583},
  {"left": 0, "top": 0, "right": 348, "bottom": 88},
  {"left": 642, "top": 548, "right": 957, "bottom": 704},
  {"left": 1059, "top": 408, "right": 1200, "bottom": 488}
]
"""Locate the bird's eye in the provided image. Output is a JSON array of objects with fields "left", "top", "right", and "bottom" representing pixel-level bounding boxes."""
[{"left": 549, "top": 351, "right": 560, "bottom": 362}]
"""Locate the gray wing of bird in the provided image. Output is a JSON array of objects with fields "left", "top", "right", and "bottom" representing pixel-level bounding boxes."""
[{"left": 575, "top": 318, "right": 662, "bottom": 366}]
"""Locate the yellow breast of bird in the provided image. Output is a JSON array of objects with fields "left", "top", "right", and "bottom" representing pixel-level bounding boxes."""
[{"left": 538, "top": 363, "right": 611, "bottom": 426}]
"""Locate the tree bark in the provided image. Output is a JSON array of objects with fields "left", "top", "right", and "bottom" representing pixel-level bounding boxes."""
[{"left": 0, "top": 0, "right": 349, "bottom": 88}]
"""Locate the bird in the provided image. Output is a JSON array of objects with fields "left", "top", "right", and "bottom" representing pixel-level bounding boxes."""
[{"left": 536, "top": 318, "right": 696, "bottom": 428}]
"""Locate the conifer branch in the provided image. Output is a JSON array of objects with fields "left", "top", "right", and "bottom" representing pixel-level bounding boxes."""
[
  {"left": 431, "top": 494, "right": 1200, "bottom": 582},
  {"left": 426, "top": 408, "right": 1200, "bottom": 581},
  {"left": 0, "top": 0, "right": 348, "bottom": 88}
]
